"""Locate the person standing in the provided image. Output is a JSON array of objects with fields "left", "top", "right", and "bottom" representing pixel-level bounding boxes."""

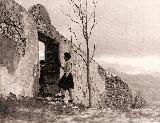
[
  {"left": 58, "top": 52, "right": 74, "bottom": 103},
  {"left": 38, "top": 60, "right": 47, "bottom": 97}
]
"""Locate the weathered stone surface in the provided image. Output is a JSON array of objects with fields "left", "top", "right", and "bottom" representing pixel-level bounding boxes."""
[
  {"left": 105, "top": 75, "right": 133, "bottom": 110},
  {"left": 0, "top": 0, "right": 27, "bottom": 56},
  {"left": 28, "top": 4, "right": 107, "bottom": 107},
  {"left": 58, "top": 39, "right": 106, "bottom": 107},
  {"left": 0, "top": 0, "right": 133, "bottom": 108},
  {"left": 0, "top": 0, "right": 39, "bottom": 97},
  {"left": 97, "top": 64, "right": 107, "bottom": 79},
  {"left": 28, "top": 4, "right": 54, "bottom": 38},
  {"left": 0, "top": 37, "right": 19, "bottom": 74}
]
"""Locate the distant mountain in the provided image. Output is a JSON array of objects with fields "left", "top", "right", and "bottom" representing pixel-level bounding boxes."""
[{"left": 106, "top": 67, "right": 160, "bottom": 105}]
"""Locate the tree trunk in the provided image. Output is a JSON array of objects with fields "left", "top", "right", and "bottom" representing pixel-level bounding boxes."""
[{"left": 86, "top": 39, "right": 92, "bottom": 107}]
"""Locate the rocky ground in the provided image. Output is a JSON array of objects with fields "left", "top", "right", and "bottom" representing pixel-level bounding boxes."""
[
  {"left": 0, "top": 96, "right": 160, "bottom": 123},
  {"left": 0, "top": 74, "right": 151, "bottom": 123}
]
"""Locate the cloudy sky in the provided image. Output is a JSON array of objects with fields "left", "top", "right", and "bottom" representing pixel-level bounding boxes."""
[{"left": 15, "top": 0, "right": 160, "bottom": 76}]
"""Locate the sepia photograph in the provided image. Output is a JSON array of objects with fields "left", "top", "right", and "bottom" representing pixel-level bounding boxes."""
[{"left": 0, "top": 0, "right": 160, "bottom": 122}]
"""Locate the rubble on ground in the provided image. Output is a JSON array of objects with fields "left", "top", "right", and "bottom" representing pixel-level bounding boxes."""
[{"left": 105, "top": 75, "right": 133, "bottom": 110}]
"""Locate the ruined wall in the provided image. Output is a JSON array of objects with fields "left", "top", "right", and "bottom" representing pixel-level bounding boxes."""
[
  {"left": 28, "top": 4, "right": 57, "bottom": 39},
  {"left": 0, "top": 0, "right": 39, "bottom": 97},
  {"left": 29, "top": 4, "right": 106, "bottom": 107},
  {"left": 58, "top": 35, "right": 106, "bottom": 107},
  {"left": 0, "top": 1, "right": 133, "bottom": 108},
  {"left": 105, "top": 75, "right": 133, "bottom": 110}
]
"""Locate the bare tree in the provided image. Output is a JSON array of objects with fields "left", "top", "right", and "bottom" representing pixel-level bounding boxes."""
[{"left": 62, "top": 0, "right": 97, "bottom": 107}]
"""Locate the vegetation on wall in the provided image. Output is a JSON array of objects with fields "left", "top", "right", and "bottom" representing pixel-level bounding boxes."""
[{"left": 0, "top": 1, "right": 27, "bottom": 56}]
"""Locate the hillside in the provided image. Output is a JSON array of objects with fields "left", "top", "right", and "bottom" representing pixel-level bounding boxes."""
[{"left": 106, "top": 67, "right": 160, "bottom": 105}]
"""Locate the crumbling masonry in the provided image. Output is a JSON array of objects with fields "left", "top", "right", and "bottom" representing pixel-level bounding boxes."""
[{"left": 0, "top": 0, "right": 133, "bottom": 108}]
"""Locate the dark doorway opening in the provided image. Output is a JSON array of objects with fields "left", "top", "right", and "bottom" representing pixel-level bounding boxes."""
[{"left": 38, "top": 32, "right": 60, "bottom": 96}]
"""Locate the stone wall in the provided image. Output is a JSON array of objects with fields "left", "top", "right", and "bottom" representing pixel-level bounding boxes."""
[
  {"left": 105, "top": 75, "right": 133, "bottom": 110},
  {"left": 0, "top": 0, "right": 39, "bottom": 97},
  {"left": 59, "top": 39, "right": 106, "bottom": 107},
  {"left": 42, "top": 29, "right": 107, "bottom": 107},
  {"left": 0, "top": 0, "right": 134, "bottom": 109},
  {"left": 0, "top": 1, "right": 133, "bottom": 108},
  {"left": 28, "top": 4, "right": 57, "bottom": 39},
  {"left": 29, "top": 4, "right": 106, "bottom": 107}
]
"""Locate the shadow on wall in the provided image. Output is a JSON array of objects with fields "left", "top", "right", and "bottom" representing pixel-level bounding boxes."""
[{"left": 0, "top": 37, "right": 20, "bottom": 74}]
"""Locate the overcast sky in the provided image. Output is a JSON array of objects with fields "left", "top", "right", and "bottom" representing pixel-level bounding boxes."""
[{"left": 15, "top": 0, "right": 160, "bottom": 75}]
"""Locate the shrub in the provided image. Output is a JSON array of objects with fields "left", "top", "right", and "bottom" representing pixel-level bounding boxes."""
[{"left": 131, "top": 91, "right": 147, "bottom": 109}]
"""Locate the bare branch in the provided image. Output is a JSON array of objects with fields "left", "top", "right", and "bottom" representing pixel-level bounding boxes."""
[
  {"left": 89, "top": 11, "right": 96, "bottom": 38},
  {"left": 72, "top": 30, "right": 78, "bottom": 42},
  {"left": 81, "top": 15, "right": 88, "bottom": 40},
  {"left": 68, "top": 0, "right": 86, "bottom": 26},
  {"left": 66, "top": 13, "right": 80, "bottom": 26},
  {"left": 68, "top": 0, "right": 86, "bottom": 22},
  {"left": 90, "top": 44, "right": 96, "bottom": 62},
  {"left": 67, "top": 24, "right": 79, "bottom": 43},
  {"left": 78, "top": 43, "right": 81, "bottom": 49},
  {"left": 88, "top": 0, "right": 97, "bottom": 38},
  {"left": 88, "top": 11, "right": 94, "bottom": 22},
  {"left": 82, "top": 25, "right": 87, "bottom": 39},
  {"left": 89, "top": 22, "right": 96, "bottom": 38},
  {"left": 74, "top": 49, "right": 87, "bottom": 65},
  {"left": 71, "top": 35, "right": 73, "bottom": 43},
  {"left": 69, "top": 0, "right": 80, "bottom": 10},
  {"left": 61, "top": 5, "right": 82, "bottom": 28},
  {"left": 68, "top": 0, "right": 82, "bottom": 19}
]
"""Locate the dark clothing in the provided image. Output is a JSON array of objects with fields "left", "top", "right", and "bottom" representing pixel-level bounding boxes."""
[
  {"left": 39, "top": 65, "right": 47, "bottom": 83},
  {"left": 58, "top": 73, "right": 74, "bottom": 90},
  {"left": 39, "top": 65, "right": 47, "bottom": 96},
  {"left": 40, "top": 66, "right": 47, "bottom": 79},
  {"left": 38, "top": 83, "right": 47, "bottom": 96}
]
